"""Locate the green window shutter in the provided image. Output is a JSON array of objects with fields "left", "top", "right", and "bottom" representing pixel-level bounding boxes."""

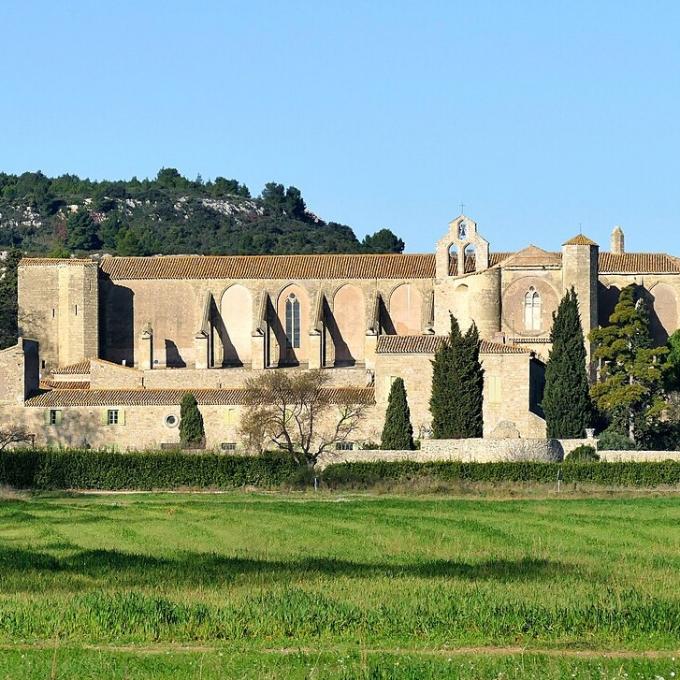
[
  {"left": 100, "top": 410, "right": 108, "bottom": 425},
  {"left": 55, "top": 410, "right": 63, "bottom": 426},
  {"left": 119, "top": 410, "right": 126, "bottom": 425},
  {"left": 44, "top": 410, "right": 51, "bottom": 426}
]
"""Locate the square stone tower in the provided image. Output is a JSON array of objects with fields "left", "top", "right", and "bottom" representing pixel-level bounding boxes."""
[
  {"left": 561, "top": 234, "right": 599, "bottom": 361},
  {"left": 18, "top": 259, "right": 99, "bottom": 371}
]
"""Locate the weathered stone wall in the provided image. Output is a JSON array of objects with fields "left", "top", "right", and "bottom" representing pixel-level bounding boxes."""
[
  {"left": 19, "top": 260, "right": 99, "bottom": 373},
  {"left": 598, "top": 273, "right": 680, "bottom": 343},
  {"left": 6, "top": 401, "right": 382, "bottom": 451},
  {"left": 373, "top": 350, "right": 545, "bottom": 439},
  {"left": 99, "top": 275, "right": 434, "bottom": 370},
  {"left": 598, "top": 450, "right": 680, "bottom": 462},
  {"left": 317, "top": 438, "right": 595, "bottom": 469},
  {"left": 0, "top": 339, "right": 39, "bottom": 405},
  {"left": 89, "top": 363, "right": 375, "bottom": 391}
]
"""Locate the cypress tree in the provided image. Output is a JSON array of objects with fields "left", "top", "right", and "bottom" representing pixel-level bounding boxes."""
[
  {"left": 0, "top": 249, "right": 20, "bottom": 350},
  {"left": 380, "top": 377, "right": 415, "bottom": 450},
  {"left": 180, "top": 393, "right": 205, "bottom": 448},
  {"left": 542, "top": 288, "right": 592, "bottom": 438},
  {"left": 459, "top": 322, "right": 484, "bottom": 437},
  {"left": 430, "top": 314, "right": 463, "bottom": 438}
]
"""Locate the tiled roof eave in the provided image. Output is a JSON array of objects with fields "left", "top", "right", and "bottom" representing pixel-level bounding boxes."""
[{"left": 25, "top": 387, "right": 376, "bottom": 408}]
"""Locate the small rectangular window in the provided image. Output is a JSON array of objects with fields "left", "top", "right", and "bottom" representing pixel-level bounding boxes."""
[
  {"left": 488, "top": 376, "right": 502, "bottom": 403},
  {"left": 51, "top": 308, "right": 56, "bottom": 319},
  {"left": 335, "top": 441, "right": 354, "bottom": 451},
  {"left": 49, "top": 409, "right": 60, "bottom": 426},
  {"left": 74, "top": 304, "right": 78, "bottom": 316},
  {"left": 107, "top": 409, "right": 119, "bottom": 425},
  {"left": 221, "top": 442, "right": 237, "bottom": 451},
  {"left": 41, "top": 360, "right": 46, "bottom": 370}
]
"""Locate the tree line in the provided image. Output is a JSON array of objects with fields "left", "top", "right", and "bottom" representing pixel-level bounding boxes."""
[{"left": 0, "top": 168, "right": 405, "bottom": 256}]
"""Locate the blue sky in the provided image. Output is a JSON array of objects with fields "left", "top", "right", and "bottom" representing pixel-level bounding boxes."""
[{"left": 1, "top": 1, "right": 679, "bottom": 254}]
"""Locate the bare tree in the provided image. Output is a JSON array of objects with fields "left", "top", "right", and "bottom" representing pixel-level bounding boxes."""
[
  {"left": 0, "top": 427, "right": 33, "bottom": 452},
  {"left": 239, "top": 370, "right": 369, "bottom": 467}
]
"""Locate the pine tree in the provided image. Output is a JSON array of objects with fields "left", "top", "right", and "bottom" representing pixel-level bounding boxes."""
[
  {"left": 179, "top": 393, "right": 205, "bottom": 447},
  {"left": 381, "top": 377, "right": 415, "bottom": 450},
  {"left": 542, "top": 288, "right": 592, "bottom": 438},
  {"left": 590, "top": 284, "right": 669, "bottom": 442},
  {"left": 430, "top": 314, "right": 463, "bottom": 438},
  {"left": 459, "top": 323, "right": 484, "bottom": 437},
  {"left": 66, "top": 209, "right": 101, "bottom": 251}
]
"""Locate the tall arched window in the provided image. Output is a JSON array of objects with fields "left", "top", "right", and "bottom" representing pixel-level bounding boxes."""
[
  {"left": 285, "top": 293, "right": 301, "bottom": 348},
  {"left": 524, "top": 287, "right": 541, "bottom": 331}
]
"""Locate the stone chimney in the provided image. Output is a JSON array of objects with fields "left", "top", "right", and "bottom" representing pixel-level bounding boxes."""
[{"left": 611, "top": 226, "right": 625, "bottom": 255}]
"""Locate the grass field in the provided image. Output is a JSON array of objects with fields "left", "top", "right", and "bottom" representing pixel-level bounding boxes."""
[{"left": 0, "top": 490, "right": 678, "bottom": 678}]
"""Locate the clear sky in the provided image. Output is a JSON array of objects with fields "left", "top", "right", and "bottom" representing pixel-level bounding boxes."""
[{"left": 2, "top": 1, "right": 679, "bottom": 254}]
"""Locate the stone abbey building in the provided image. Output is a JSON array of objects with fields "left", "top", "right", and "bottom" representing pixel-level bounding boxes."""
[{"left": 1, "top": 215, "right": 679, "bottom": 449}]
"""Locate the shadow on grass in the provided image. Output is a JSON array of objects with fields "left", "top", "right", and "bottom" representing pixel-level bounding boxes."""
[{"left": 0, "top": 545, "right": 583, "bottom": 589}]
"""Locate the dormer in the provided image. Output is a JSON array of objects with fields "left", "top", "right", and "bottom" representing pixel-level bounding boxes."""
[{"left": 435, "top": 214, "right": 490, "bottom": 279}]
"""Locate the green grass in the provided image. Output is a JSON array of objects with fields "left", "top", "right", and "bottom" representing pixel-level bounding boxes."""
[{"left": 0, "top": 491, "right": 678, "bottom": 678}]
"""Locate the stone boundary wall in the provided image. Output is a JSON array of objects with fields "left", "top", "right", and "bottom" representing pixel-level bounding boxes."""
[
  {"left": 317, "top": 438, "right": 594, "bottom": 469},
  {"left": 598, "top": 450, "right": 680, "bottom": 462}
]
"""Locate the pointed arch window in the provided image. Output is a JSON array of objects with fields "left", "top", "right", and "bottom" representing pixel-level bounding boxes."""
[
  {"left": 285, "top": 293, "right": 301, "bottom": 348},
  {"left": 524, "top": 287, "right": 541, "bottom": 331}
]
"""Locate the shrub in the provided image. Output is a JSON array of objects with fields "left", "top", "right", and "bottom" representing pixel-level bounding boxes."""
[
  {"left": 598, "top": 427, "right": 635, "bottom": 451},
  {"left": 564, "top": 445, "right": 599, "bottom": 462},
  {"left": 321, "top": 460, "right": 680, "bottom": 489},
  {"left": 179, "top": 393, "right": 205, "bottom": 448},
  {"left": 0, "top": 449, "right": 301, "bottom": 490}
]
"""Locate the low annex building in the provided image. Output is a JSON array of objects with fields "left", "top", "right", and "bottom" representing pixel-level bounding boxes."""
[{"left": 2, "top": 215, "right": 679, "bottom": 450}]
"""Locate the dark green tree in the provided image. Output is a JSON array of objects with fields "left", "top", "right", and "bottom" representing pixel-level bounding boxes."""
[
  {"left": 361, "top": 228, "right": 405, "bottom": 254},
  {"left": 99, "top": 213, "right": 125, "bottom": 250},
  {"left": 430, "top": 314, "right": 483, "bottom": 438},
  {"left": 542, "top": 288, "right": 592, "bottom": 438},
  {"left": 590, "top": 284, "right": 669, "bottom": 442},
  {"left": 115, "top": 228, "right": 145, "bottom": 256},
  {"left": 0, "top": 249, "right": 21, "bottom": 349},
  {"left": 430, "top": 314, "right": 462, "bottom": 438},
  {"left": 179, "top": 393, "right": 205, "bottom": 448},
  {"left": 66, "top": 209, "right": 101, "bottom": 250},
  {"left": 380, "top": 377, "right": 415, "bottom": 450},
  {"left": 458, "top": 322, "right": 484, "bottom": 438},
  {"left": 665, "top": 329, "right": 680, "bottom": 392}
]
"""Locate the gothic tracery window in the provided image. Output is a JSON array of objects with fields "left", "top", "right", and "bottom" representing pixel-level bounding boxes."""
[
  {"left": 285, "top": 293, "right": 301, "bottom": 348},
  {"left": 524, "top": 287, "right": 541, "bottom": 331}
]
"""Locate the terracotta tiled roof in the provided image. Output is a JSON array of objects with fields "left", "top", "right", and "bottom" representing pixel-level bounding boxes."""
[
  {"left": 563, "top": 234, "right": 598, "bottom": 246},
  {"left": 598, "top": 252, "right": 680, "bottom": 274},
  {"left": 26, "top": 387, "right": 375, "bottom": 407},
  {"left": 502, "top": 245, "right": 562, "bottom": 268},
  {"left": 52, "top": 360, "right": 91, "bottom": 375},
  {"left": 375, "top": 335, "right": 528, "bottom": 355},
  {"left": 99, "top": 254, "right": 436, "bottom": 281},
  {"left": 19, "top": 258, "right": 96, "bottom": 267},
  {"left": 40, "top": 380, "right": 90, "bottom": 390}
]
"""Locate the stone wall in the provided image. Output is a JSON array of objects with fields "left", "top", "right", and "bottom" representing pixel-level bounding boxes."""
[
  {"left": 374, "top": 350, "right": 546, "bottom": 439},
  {"left": 316, "top": 437, "right": 595, "bottom": 469},
  {"left": 598, "top": 450, "right": 680, "bottom": 462},
  {"left": 18, "top": 260, "right": 98, "bottom": 373},
  {"left": 0, "top": 339, "right": 39, "bottom": 405},
  {"left": 99, "top": 275, "right": 435, "bottom": 370}
]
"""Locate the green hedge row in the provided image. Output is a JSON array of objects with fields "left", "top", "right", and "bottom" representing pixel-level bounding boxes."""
[
  {"left": 321, "top": 460, "right": 680, "bottom": 488},
  {"left": 0, "top": 449, "right": 300, "bottom": 490},
  {"left": 1, "top": 450, "right": 679, "bottom": 490}
]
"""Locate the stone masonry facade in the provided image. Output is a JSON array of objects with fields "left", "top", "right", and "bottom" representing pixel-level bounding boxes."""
[{"left": 2, "top": 215, "right": 679, "bottom": 451}]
